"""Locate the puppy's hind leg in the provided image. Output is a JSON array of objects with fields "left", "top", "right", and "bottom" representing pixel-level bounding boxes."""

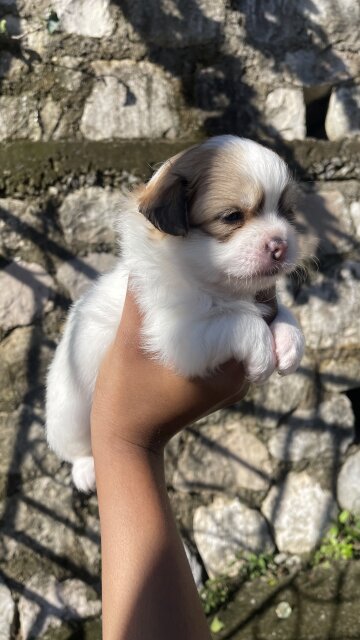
[
  {"left": 72, "top": 456, "right": 96, "bottom": 493},
  {"left": 46, "top": 358, "right": 96, "bottom": 493}
]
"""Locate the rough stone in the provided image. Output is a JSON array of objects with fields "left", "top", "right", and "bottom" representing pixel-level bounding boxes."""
[
  {"left": 337, "top": 451, "right": 360, "bottom": 516},
  {"left": 58, "top": 187, "right": 119, "bottom": 248},
  {"left": 121, "top": 0, "right": 225, "bottom": 48},
  {"left": 18, "top": 574, "right": 101, "bottom": 639},
  {"left": 265, "top": 88, "right": 306, "bottom": 141},
  {"left": 0, "top": 579, "right": 15, "bottom": 640},
  {"left": 80, "top": 60, "right": 179, "bottom": 140},
  {"left": 55, "top": 252, "right": 117, "bottom": 300},
  {"left": 56, "top": 56, "right": 85, "bottom": 92},
  {"left": 0, "top": 52, "right": 28, "bottom": 81},
  {"left": 0, "top": 326, "right": 54, "bottom": 411},
  {"left": 0, "top": 476, "right": 101, "bottom": 577},
  {"left": 325, "top": 86, "right": 360, "bottom": 141},
  {"left": 0, "top": 406, "right": 63, "bottom": 494},
  {"left": 40, "top": 98, "right": 62, "bottom": 141},
  {"left": 251, "top": 359, "right": 315, "bottom": 429},
  {"left": 297, "top": 263, "right": 360, "bottom": 391},
  {"left": 53, "top": 0, "right": 114, "bottom": 38},
  {"left": 0, "top": 261, "right": 55, "bottom": 333},
  {"left": 194, "top": 497, "right": 275, "bottom": 578},
  {"left": 242, "top": 0, "right": 359, "bottom": 48},
  {"left": 350, "top": 201, "right": 360, "bottom": 239},
  {"left": 285, "top": 49, "right": 352, "bottom": 86},
  {"left": 0, "top": 96, "right": 40, "bottom": 142},
  {"left": 0, "top": 199, "right": 43, "bottom": 261},
  {"left": 262, "top": 471, "right": 338, "bottom": 554},
  {"left": 268, "top": 395, "right": 354, "bottom": 462},
  {"left": 172, "top": 422, "right": 273, "bottom": 494},
  {"left": 296, "top": 187, "right": 355, "bottom": 257}
]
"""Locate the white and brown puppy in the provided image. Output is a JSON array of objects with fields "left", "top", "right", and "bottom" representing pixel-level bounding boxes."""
[{"left": 46, "top": 135, "right": 305, "bottom": 492}]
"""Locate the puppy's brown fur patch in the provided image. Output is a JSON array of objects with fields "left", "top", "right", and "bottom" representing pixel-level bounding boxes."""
[{"left": 136, "top": 140, "right": 290, "bottom": 240}]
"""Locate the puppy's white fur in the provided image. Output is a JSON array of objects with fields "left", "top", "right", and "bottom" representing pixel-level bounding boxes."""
[{"left": 46, "top": 136, "right": 305, "bottom": 492}]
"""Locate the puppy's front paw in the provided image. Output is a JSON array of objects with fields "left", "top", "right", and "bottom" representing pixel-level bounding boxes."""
[
  {"left": 72, "top": 456, "right": 96, "bottom": 493},
  {"left": 272, "top": 321, "right": 305, "bottom": 376},
  {"left": 245, "top": 324, "right": 277, "bottom": 384}
]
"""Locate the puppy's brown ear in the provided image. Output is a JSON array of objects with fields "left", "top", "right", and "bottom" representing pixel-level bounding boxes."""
[
  {"left": 138, "top": 172, "right": 189, "bottom": 236},
  {"left": 137, "top": 143, "right": 206, "bottom": 237}
]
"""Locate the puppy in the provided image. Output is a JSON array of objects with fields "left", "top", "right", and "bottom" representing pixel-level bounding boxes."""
[{"left": 46, "top": 135, "right": 305, "bottom": 492}]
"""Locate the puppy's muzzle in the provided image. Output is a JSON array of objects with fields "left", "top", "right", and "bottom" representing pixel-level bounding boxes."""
[{"left": 266, "top": 237, "right": 288, "bottom": 262}]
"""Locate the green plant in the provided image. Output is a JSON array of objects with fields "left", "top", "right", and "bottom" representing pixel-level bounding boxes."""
[
  {"left": 200, "top": 577, "right": 231, "bottom": 615},
  {"left": 313, "top": 510, "right": 360, "bottom": 565},
  {"left": 240, "top": 552, "right": 274, "bottom": 579}
]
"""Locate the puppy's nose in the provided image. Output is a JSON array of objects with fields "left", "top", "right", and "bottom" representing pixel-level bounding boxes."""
[{"left": 266, "top": 237, "right": 287, "bottom": 262}]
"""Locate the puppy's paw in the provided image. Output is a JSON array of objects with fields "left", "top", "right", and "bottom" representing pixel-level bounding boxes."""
[
  {"left": 272, "top": 321, "right": 305, "bottom": 376},
  {"left": 245, "top": 324, "right": 277, "bottom": 384},
  {"left": 72, "top": 456, "right": 96, "bottom": 493}
]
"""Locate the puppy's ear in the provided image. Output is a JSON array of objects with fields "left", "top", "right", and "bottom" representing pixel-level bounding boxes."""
[
  {"left": 138, "top": 172, "right": 189, "bottom": 237},
  {"left": 137, "top": 146, "right": 205, "bottom": 236}
]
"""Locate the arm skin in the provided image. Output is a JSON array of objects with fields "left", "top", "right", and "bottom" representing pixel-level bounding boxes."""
[{"left": 91, "top": 288, "right": 277, "bottom": 640}]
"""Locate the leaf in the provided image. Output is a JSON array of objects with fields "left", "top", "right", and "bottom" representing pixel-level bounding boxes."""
[
  {"left": 0, "top": 19, "right": 7, "bottom": 34},
  {"left": 210, "top": 616, "right": 225, "bottom": 634},
  {"left": 339, "top": 510, "right": 351, "bottom": 524}
]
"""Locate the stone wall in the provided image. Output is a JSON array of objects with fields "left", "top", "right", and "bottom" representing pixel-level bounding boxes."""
[{"left": 0, "top": 1, "right": 359, "bottom": 638}]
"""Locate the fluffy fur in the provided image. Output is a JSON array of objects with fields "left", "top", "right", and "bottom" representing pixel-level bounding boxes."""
[{"left": 46, "top": 135, "right": 305, "bottom": 492}]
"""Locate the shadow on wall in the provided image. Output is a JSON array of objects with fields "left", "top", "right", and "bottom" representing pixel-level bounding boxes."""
[{"left": 113, "top": 0, "right": 357, "bottom": 140}]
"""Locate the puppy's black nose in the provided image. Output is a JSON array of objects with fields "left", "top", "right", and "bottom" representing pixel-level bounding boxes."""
[{"left": 266, "top": 238, "right": 287, "bottom": 262}]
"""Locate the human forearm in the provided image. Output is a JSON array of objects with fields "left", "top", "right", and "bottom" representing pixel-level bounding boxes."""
[{"left": 93, "top": 433, "right": 211, "bottom": 640}]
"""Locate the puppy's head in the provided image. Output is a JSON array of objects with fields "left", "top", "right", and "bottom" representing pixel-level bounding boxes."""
[{"left": 136, "top": 135, "right": 300, "bottom": 294}]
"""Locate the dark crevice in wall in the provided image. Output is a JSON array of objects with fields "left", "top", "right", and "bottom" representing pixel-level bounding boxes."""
[
  {"left": 304, "top": 86, "right": 332, "bottom": 140},
  {"left": 346, "top": 388, "right": 360, "bottom": 444}
]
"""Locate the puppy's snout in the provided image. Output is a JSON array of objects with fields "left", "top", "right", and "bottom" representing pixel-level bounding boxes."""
[{"left": 266, "top": 237, "right": 287, "bottom": 262}]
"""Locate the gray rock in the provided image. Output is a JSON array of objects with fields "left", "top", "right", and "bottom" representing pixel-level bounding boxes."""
[
  {"left": 0, "top": 579, "right": 15, "bottom": 640},
  {"left": 285, "top": 49, "right": 352, "bottom": 86},
  {"left": 53, "top": 0, "right": 114, "bottom": 38},
  {"left": 194, "top": 497, "right": 275, "bottom": 577},
  {"left": 80, "top": 60, "right": 179, "bottom": 140},
  {"left": 0, "top": 406, "right": 63, "bottom": 492},
  {"left": 325, "top": 86, "right": 360, "bottom": 141},
  {"left": 0, "top": 96, "right": 40, "bottom": 142},
  {"left": 268, "top": 395, "right": 354, "bottom": 462},
  {"left": 120, "top": 0, "right": 224, "bottom": 48},
  {"left": 242, "top": 0, "right": 359, "bottom": 48},
  {"left": 0, "top": 52, "right": 28, "bottom": 81},
  {"left": 1, "top": 476, "right": 101, "bottom": 575},
  {"left": 58, "top": 187, "right": 119, "bottom": 249},
  {"left": 56, "top": 252, "right": 117, "bottom": 300},
  {"left": 262, "top": 471, "right": 338, "bottom": 554},
  {"left": 296, "top": 187, "right": 355, "bottom": 258},
  {"left": 350, "top": 202, "right": 360, "bottom": 240},
  {"left": 18, "top": 574, "right": 101, "bottom": 639},
  {"left": 39, "top": 97, "right": 62, "bottom": 141},
  {"left": 0, "top": 261, "right": 54, "bottom": 333},
  {"left": 0, "top": 326, "right": 54, "bottom": 411},
  {"left": 251, "top": 359, "right": 315, "bottom": 429},
  {"left": 0, "top": 198, "right": 43, "bottom": 261},
  {"left": 56, "top": 56, "right": 85, "bottom": 92},
  {"left": 297, "top": 263, "right": 360, "bottom": 391},
  {"left": 173, "top": 421, "right": 273, "bottom": 494},
  {"left": 265, "top": 88, "right": 305, "bottom": 140},
  {"left": 337, "top": 451, "right": 360, "bottom": 516}
]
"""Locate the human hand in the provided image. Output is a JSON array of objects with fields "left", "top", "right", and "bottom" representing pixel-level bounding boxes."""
[{"left": 91, "top": 288, "right": 255, "bottom": 453}]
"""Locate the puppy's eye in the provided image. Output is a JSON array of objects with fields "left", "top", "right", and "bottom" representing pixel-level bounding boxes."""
[{"left": 222, "top": 210, "right": 245, "bottom": 224}]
